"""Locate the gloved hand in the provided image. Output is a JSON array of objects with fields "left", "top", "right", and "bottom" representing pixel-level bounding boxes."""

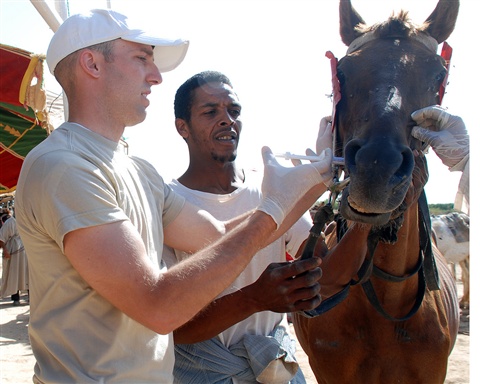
[
  {"left": 309, "top": 116, "right": 334, "bottom": 187},
  {"left": 258, "top": 124, "right": 332, "bottom": 228},
  {"left": 291, "top": 116, "right": 334, "bottom": 187},
  {"left": 411, "top": 106, "right": 469, "bottom": 170},
  {"left": 259, "top": 144, "right": 332, "bottom": 227}
]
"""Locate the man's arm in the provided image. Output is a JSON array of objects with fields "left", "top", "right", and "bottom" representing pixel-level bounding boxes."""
[
  {"left": 64, "top": 182, "right": 328, "bottom": 336},
  {"left": 164, "top": 182, "right": 327, "bottom": 254},
  {"left": 173, "top": 257, "right": 322, "bottom": 344},
  {"left": 163, "top": 200, "right": 255, "bottom": 253},
  {"left": 172, "top": 214, "right": 370, "bottom": 344},
  {"left": 65, "top": 141, "right": 333, "bottom": 336},
  {"left": 64, "top": 210, "right": 278, "bottom": 335}
]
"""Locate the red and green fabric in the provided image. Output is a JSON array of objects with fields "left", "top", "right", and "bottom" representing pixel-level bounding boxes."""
[{"left": 0, "top": 44, "right": 50, "bottom": 194}]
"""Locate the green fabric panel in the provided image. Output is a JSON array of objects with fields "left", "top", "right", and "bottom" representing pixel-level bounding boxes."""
[
  {"left": 0, "top": 105, "right": 48, "bottom": 156},
  {"left": 0, "top": 102, "right": 36, "bottom": 122}
]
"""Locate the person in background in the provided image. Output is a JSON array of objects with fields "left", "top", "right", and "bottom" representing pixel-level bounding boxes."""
[
  {"left": 0, "top": 209, "right": 29, "bottom": 306},
  {"left": 15, "top": 9, "right": 332, "bottom": 383},
  {"left": 411, "top": 105, "right": 470, "bottom": 214},
  {"left": 164, "top": 71, "right": 372, "bottom": 384}
]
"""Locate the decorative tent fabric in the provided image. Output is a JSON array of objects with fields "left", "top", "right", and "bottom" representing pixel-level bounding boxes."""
[{"left": 0, "top": 44, "right": 52, "bottom": 194}]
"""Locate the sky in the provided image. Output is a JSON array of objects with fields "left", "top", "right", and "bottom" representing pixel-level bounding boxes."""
[{"left": 1, "top": 0, "right": 477, "bottom": 377}]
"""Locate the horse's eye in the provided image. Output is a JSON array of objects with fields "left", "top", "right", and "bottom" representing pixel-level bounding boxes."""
[
  {"left": 336, "top": 69, "right": 346, "bottom": 85},
  {"left": 435, "top": 69, "right": 447, "bottom": 84}
]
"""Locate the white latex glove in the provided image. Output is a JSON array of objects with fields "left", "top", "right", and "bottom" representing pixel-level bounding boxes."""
[
  {"left": 310, "top": 116, "right": 334, "bottom": 186},
  {"left": 291, "top": 116, "right": 334, "bottom": 187},
  {"left": 259, "top": 144, "right": 332, "bottom": 228},
  {"left": 411, "top": 106, "right": 469, "bottom": 170}
]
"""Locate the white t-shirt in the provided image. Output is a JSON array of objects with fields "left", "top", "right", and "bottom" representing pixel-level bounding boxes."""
[
  {"left": 163, "top": 169, "right": 312, "bottom": 347},
  {"left": 16, "top": 123, "right": 185, "bottom": 383}
]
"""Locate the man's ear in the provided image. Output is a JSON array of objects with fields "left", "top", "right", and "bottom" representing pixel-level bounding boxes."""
[
  {"left": 175, "top": 118, "right": 189, "bottom": 140},
  {"left": 79, "top": 49, "right": 101, "bottom": 78}
]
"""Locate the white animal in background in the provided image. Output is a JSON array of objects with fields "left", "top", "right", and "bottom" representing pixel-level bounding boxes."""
[{"left": 431, "top": 212, "right": 469, "bottom": 308}]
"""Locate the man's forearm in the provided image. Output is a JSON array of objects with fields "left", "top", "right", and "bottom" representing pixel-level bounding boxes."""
[
  {"left": 173, "top": 289, "right": 257, "bottom": 344},
  {"left": 223, "top": 209, "right": 256, "bottom": 233},
  {"left": 162, "top": 211, "right": 277, "bottom": 332}
]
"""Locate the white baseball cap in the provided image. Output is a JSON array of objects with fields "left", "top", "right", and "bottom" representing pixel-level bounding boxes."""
[{"left": 46, "top": 9, "right": 189, "bottom": 75}]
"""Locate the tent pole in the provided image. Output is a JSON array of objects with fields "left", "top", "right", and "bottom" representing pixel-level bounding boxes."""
[
  {"left": 29, "top": 0, "right": 65, "bottom": 32},
  {"left": 30, "top": 0, "right": 69, "bottom": 121},
  {"left": 55, "top": 1, "right": 69, "bottom": 21}
]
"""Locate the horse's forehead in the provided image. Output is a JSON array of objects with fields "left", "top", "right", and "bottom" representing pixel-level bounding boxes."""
[
  {"left": 341, "top": 38, "right": 437, "bottom": 70},
  {"left": 337, "top": 37, "right": 443, "bottom": 113}
]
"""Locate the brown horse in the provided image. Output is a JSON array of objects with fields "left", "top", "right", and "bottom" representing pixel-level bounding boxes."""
[{"left": 293, "top": 1, "right": 460, "bottom": 383}]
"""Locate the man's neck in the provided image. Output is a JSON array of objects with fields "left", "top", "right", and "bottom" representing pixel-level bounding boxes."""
[{"left": 177, "top": 163, "right": 245, "bottom": 194}]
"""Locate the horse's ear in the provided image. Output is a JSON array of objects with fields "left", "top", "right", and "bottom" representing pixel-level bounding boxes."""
[
  {"left": 423, "top": 0, "right": 460, "bottom": 43},
  {"left": 339, "top": 0, "right": 367, "bottom": 46}
]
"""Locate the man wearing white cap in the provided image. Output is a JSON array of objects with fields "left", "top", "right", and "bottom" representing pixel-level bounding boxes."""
[{"left": 15, "top": 9, "right": 333, "bottom": 383}]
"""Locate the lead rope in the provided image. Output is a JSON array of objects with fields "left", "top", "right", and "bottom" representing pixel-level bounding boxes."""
[
  {"left": 300, "top": 173, "right": 350, "bottom": 318},
  {"left": 300, "top": 200, "right": 350, "bottom": 318}
]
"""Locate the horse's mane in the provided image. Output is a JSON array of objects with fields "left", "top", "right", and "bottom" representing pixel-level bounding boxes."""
[{"left": 356, "top": 11, "right": 430, "bottom": 39}]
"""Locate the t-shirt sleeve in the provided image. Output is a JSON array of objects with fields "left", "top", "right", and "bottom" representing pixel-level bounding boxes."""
[
  {"left": 21, "top": 150, "right": 128, "bottom": 252},
  {"left": 162, "top": 183, "right": 185, "bottom": 228},
  {"left": 131, "top": 156, "right": 186, "bottom": 228}
]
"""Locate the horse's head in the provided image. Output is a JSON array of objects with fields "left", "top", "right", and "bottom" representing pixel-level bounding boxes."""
[{"left": 335, "top": 0, "right": 459, "bottom": 227}]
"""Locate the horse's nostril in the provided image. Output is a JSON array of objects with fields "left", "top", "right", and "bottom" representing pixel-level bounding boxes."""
[
  {"left": 396, "top": 148, "right": 415, "bottom": 178},
  {"left": 343, "top": 138, "right": 363, "bottom": 170}
]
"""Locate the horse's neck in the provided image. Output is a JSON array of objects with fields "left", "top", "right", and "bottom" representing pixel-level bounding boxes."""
[{"left": 374, "top": 203, "right": 421, "bottom": 275}]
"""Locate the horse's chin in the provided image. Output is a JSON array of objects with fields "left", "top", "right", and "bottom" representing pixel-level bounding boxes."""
[{"left": 339, "top": 189, "right": 392, "bottom": 226}]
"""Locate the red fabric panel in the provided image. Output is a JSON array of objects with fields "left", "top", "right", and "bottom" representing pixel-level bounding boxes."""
[
  {"left": 0, "top": 46, "right": 32, "bottom": 107},
  {"left": 0, "top": 150, "right": 23, "bottom": 191}
]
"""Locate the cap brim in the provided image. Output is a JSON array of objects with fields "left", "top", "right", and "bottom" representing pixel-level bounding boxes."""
[{"left": 123, "top": 34, "right": 189, "bottom": 73}]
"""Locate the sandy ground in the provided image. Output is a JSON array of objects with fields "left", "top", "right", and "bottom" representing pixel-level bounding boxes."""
[{"left": 0, "top": 274, "right": 469, "bottom": 383}]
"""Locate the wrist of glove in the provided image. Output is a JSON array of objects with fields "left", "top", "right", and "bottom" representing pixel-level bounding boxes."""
[
  {"left": 313, "top": 117, "right": 334, "bottom": 186},
  {"left": 411, "top": 126, "right": 469, "bottom": 168},
  {"left": 257, "top": 199, "right": 286, "bottom": 228},
  {"left": 258, "top": 146, "right": 332, "bottom": 227}
]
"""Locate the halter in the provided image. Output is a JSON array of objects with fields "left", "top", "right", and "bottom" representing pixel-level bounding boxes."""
[{"left": 300, "top": 33, "right": 450, "bottom": 319}]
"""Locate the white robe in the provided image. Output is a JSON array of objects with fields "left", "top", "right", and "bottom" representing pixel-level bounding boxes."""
[{"left": 0, "top": 217, "right": 29, "bottom": 297}]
